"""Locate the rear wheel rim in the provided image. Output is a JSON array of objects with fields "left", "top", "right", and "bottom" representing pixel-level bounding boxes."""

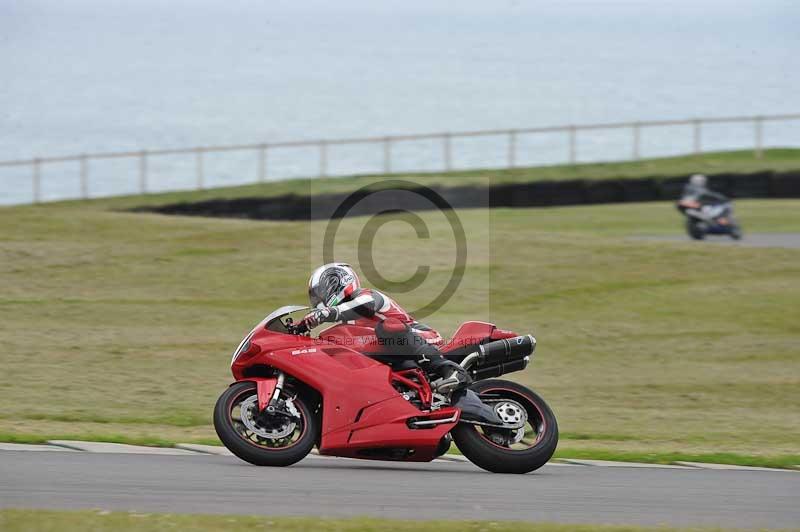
[
  {"left": 474, "top": 388, "right": 547, "bottom": 451},
  {"left": 227, "top": 388, "right": 307, "bottom": 450}
]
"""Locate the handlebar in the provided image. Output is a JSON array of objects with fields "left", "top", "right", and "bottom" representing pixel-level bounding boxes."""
[{"left": 287, "top": 318, "right": 309, "bottom": 335}]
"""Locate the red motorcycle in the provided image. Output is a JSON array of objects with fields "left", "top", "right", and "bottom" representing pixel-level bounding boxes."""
[{"left": 213, "top": 306, "right": 558, "bottom": 474}]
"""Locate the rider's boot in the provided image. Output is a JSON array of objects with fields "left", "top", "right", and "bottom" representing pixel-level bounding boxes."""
[
  {"left": 428, "top": 359, "right": 503, "bottom": 425},
  {"left": 430, "top": 359, "right": 471, "bottom": 393}
]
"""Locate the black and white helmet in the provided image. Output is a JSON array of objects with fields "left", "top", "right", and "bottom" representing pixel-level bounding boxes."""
[{"left": 308, "top": 263, "right": 361, "bottom": 308}]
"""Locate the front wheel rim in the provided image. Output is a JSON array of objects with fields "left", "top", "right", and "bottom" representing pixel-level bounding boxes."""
[{"left": 227, "top": 388, "right": 307, "bottom": 450}]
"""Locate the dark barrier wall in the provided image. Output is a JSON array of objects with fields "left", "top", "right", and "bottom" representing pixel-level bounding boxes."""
[{"left": 139, "top": 170, "right": 800, "bottom": 220}]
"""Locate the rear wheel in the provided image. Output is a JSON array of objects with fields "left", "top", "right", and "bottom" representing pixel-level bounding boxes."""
[
  {"left": 451, "top": 379, "right": 558, "bottom": 474},
  {"left": 213, "top": 381, "right": 317, "bottom": 466}
]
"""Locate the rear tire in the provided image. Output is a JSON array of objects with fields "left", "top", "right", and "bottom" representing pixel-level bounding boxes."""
[
  {"left": 214, "top": 381, "right": 317, "bottom": 466},
  {"left": 452, "top": 379, "right": 558, "bottom": 474}
]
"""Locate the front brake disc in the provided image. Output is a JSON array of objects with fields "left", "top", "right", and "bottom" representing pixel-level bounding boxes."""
[{"left": 240, "top": 396, "right": 297, "bottom": 439}]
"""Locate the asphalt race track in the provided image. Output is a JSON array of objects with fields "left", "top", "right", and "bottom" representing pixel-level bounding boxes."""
[
  {"left": 1, "top": 451, "right": 798, "bottom": 528},
  {"left": 636, "top": 232, "right": 800, "bottom": 248}
]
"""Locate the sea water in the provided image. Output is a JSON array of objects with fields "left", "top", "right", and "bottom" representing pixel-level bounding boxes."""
[{"left": 1, "top": 0, "right": 798, "bottom": 203}]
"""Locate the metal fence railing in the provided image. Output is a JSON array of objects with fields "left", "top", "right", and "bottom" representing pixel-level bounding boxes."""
[{"left": 1, "top": 112, "right": 798, "bottom": 204}]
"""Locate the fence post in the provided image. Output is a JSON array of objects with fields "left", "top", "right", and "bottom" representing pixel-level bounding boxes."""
[
  {"left": 258, "top": 144, "right": 268, "bottom": 182},
  {"left": 754, "top": 116, "right": 763, "bottom": 159},
  {"left": 508, "top": 130, "right": 517, "bottom": 168},
  {"left": 32, "top": 158, "right": 41, "bottom": 203},
  {"left": 319, "top": 141, "right": 328, "bottom": 178},
  {"left": 632, "top": 122, "right": 641, "bottom": 160},
  {"left": 443, "top": 133, "right": 452, "bottom": 171},
  {"left": 195, "top": 148, "right": 205, "bottom": 189},
  {"left": 568, "top": 126, "right": 577, "bottom": 164},
  {"left": 382, "top": 137, "right": 392, "bottom": 174},
  {"left": 693, "top": 119, "right": 702, "bottom": 154},
  {"left": 80, "top": 155, "right": 89, "bottom": 199},
  {"left": 139, "top": 150, "right": 148, "bottom": 194}
]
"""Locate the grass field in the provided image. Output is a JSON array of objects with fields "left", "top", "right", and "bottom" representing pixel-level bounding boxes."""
[
  {"left": 81, "top": 148, "right": 800, "bottom": 210},
  {"left": 1, "top": 153, "right": 799, "bottom": 465},
  {"left": 0, "top": 510, "right": 792, "bottom": 532}
]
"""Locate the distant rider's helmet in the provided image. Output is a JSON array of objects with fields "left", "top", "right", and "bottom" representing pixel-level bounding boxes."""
[
  {"left": 689, "top": 174, "right": 707, "bottom": 187},
  {"left": 308, "top": 263, "right": 361, "bottom": 308}
]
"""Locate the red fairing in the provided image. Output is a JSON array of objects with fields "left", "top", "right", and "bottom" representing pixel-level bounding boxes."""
[
  {"left": 440, "top": 321, "right": 496, "bottom": 352},
  {"left": 229, "top": 320, "right": 514, "bottom": 462},
  {"left": 490, "top": 328, "right": 518, "bottom": 340},
  {"left": 318, "top": 323, "right": 381, "bottom": 352}
]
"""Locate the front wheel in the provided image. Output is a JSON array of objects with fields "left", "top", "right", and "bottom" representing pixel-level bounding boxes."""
[
  {"left": 451, "top": 379, "right": 558, "bottom": 474},
  {"left": 213, "top": 381, "right": 318, "bottom": 466},
  {"left": 686, "top": 219, "right": 705, "bottom": 240}
]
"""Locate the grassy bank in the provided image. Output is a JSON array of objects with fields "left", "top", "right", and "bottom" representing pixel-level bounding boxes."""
[
  {"left": 1, "top": 172, "right": 799, "bottom": 461},
  {"left": 0, "top": 510, "right": 791, "bottom": 532},
  {"left": 72, "top": 148, "right": 800, "bottom": 210}
]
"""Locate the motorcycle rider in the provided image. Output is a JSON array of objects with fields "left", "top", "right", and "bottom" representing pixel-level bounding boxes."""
[
  {"left": 679, "top": 173, "right": 742, "bottom": 240},
  {"left": 682, "top": 174, "right": 728, "bottom": 204},
  {"left": 301, "top": 263, "right": 502, "bottom": 424}
]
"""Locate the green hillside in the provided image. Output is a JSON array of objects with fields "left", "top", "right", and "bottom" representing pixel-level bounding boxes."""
[{"left": 1, "top": 192, "right": 798, "bottom": 464}]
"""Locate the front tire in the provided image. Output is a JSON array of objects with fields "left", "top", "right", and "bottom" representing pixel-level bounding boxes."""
[
  {"left": 687, "top": 219, "right": 705, "bottom": 240},
  {"left": 214, "top": 381, "right": 318, "bottom": 466},
  {"left": 452, "top": 379, "right": 558, "bottom": 474}
]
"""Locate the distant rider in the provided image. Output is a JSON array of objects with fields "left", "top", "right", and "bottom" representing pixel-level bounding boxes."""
[
  {"left": 301, "top": 263, "right": 501, "bottom": 424},
  {"left": 682, "top": 174, "right": 728, "bottom": 204}
]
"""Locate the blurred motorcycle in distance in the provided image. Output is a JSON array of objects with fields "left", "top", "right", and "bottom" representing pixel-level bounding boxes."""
[{"left": 676, "top": 195, "right": 743, "bottom": 240}]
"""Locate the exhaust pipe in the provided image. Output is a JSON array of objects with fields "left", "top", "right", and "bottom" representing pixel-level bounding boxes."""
[
  {"left": 459, "top": 335, "right": 535, "bottom": 378},
  {"left": 471, "top": 356, "right": 530, "bottom": 379},
  {"left": 479, "top": 334, "right": 535, "bottom": 364}
]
